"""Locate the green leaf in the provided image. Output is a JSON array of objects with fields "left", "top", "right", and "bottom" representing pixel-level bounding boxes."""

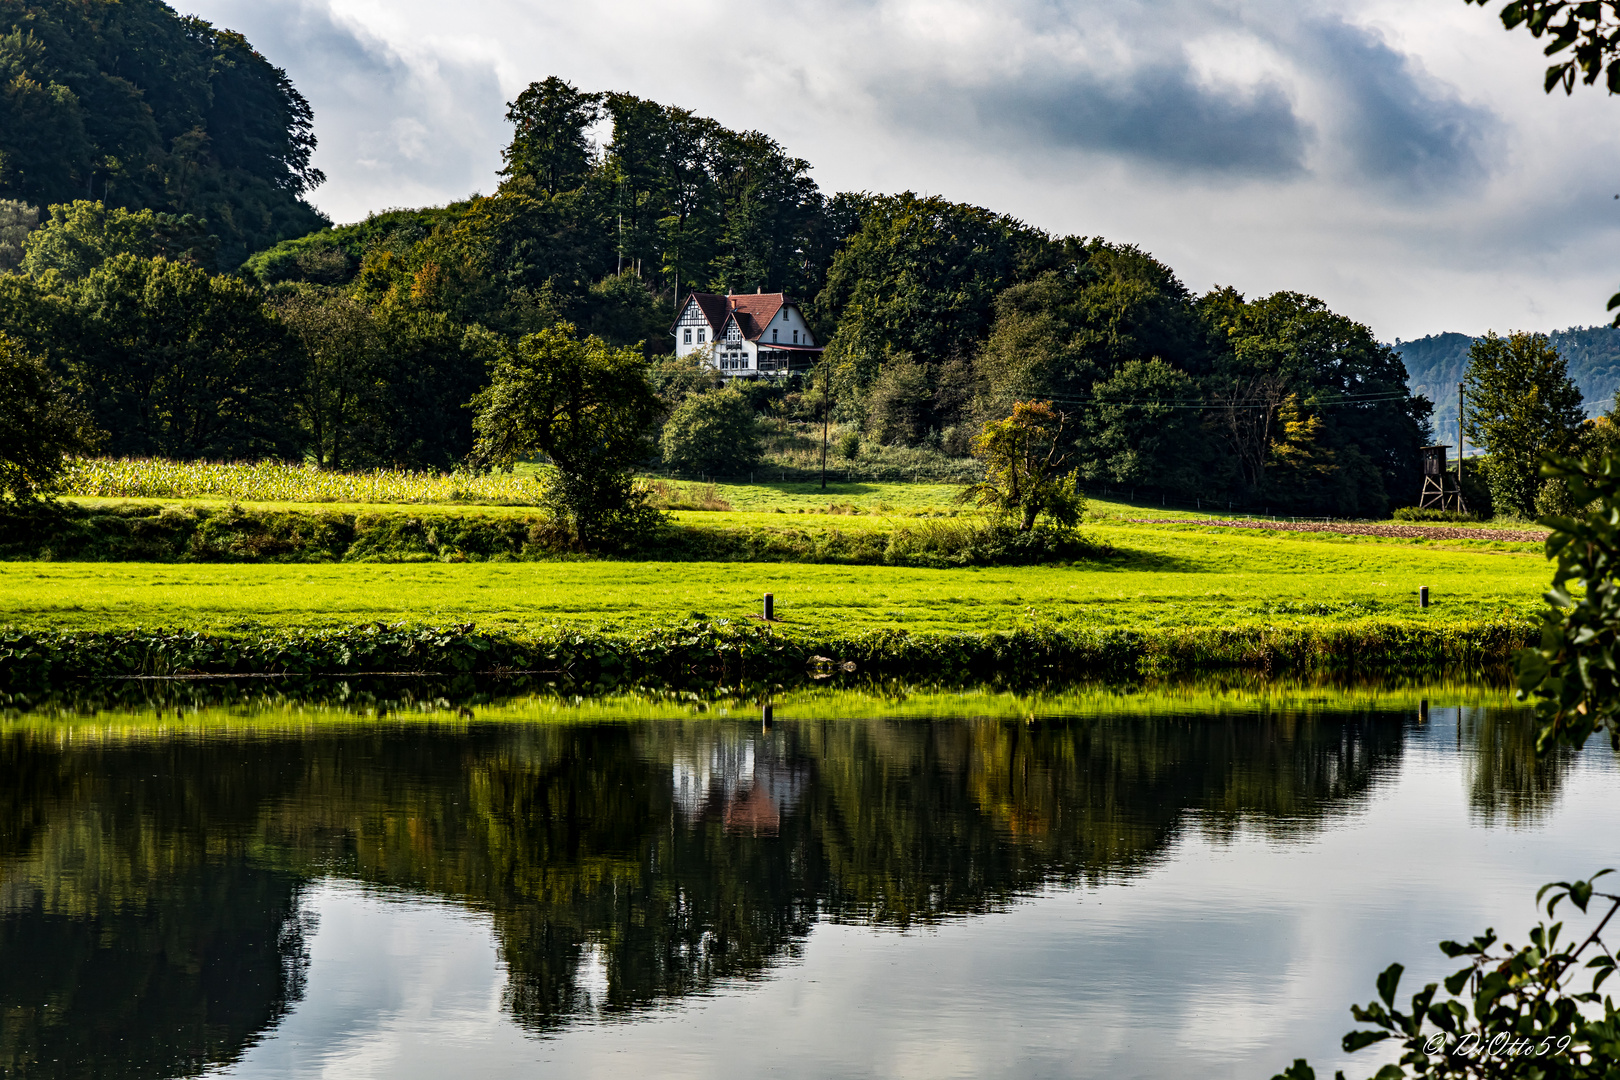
[
  {"left": 1342, "top": 1030, "right": 1390, "bottom": 1053},
  {"left": 1377, "top": 962, "right": 1404, "bottom": 1009}
]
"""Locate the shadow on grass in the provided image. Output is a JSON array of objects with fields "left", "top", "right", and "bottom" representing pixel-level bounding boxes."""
[{"left": 1090, "top": 544, "right": 1204, "bottom": 573}]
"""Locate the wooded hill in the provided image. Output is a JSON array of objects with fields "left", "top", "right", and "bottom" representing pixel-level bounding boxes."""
[
  {"left": 0, "top": 0, "right": 327, "bottom": 269},
  {"left": 1397, "top": 326, "right": 1620, "bottom": 436},
  {"left": 0, "top": 10, "right": 1438, "bottom": 516}
]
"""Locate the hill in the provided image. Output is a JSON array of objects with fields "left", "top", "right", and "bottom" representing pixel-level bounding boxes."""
[
  {"left": 1395, "top": 326, "right": 1620, "bottom": 439},
  {"left": 0, "top": 0, "right": 328, "bottom": 268}
]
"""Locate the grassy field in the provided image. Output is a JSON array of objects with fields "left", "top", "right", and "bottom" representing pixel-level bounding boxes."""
[{"left": 1, "top": 521, "right": 1548, "bottom": 634}]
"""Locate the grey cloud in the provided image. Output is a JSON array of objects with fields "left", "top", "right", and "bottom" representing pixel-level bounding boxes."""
[
  {"left": 1301, "top": 18, "right": 1498, "bottom": 190},
  {"left": 192, "top": 0, "right": 508, "bottom": 220},
  {"left": 972, "top": 63, "right": 1310, "bottom": 178}
]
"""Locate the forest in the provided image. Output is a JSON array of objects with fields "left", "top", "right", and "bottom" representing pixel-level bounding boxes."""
[{"left": 0, "top": 1, "right": 1440, "bottom": 517}]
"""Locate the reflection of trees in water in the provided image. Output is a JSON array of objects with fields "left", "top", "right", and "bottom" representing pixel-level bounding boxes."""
[
  {"left": 0, "top": 706, "right": 1500, "bottom": 1061},
  {"left": 1456, "top": 706, "right": 1578, "bottom": 824},
  {"left": 0, "top": 738, "right": 312, "bottom": 1080}
]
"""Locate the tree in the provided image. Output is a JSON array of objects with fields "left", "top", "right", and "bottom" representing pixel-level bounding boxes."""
[
  {"left": 0, "top": 198, "right": 36, "bottom": 271},
  {"left": 0, "top": 5, "right": 327, "bottom": 267},
  {"left": 271, "top": 286, "right": 386, "bottom": 470},
  {"left": 1275, "top": 871, "right": 1620, "bottom": 1080},
  {"left": 1202, "top": 289, "right": 1429, "bottom": 517},
  {"left": 1082, "top": 357, "right": 1206, "bottom": 495},
  {"left": 470, "top": 322, "right": 665, "bottom": 551},
  {"left": 661, "top": 387, "right": 760, "bottom": 476},
  {"left": 0, "top": 332, "right": 97, "bottom": 500},
  {"left": 1467, "top": 0, "right": 1620, "bottom": 94},
  {"left": 67, "top": 254, "right": 304, "bottom": 459},
  {"left": 1464, "top": 331, "right": 1586, "bottom": 517},
  {"left": 960, "top": 401, "right": 1085, "bottom": 531},
  {"left": 864, "top": 357, "right": 933, "bottom": 446},
  {"left": 818, "top": 193, "right": 1043, "bottom": 385},
  {"left": 978, "top": 243, "right": 1202, "bottom": 415},
  {"left": 501, "top": 77, "right": 603, "bottom": 195},
  {"left": 20, "top": 200, "right": 214, "bottom": 281},
  {"left": 648, "top": 350, "right": 723, "bottom": 405}
]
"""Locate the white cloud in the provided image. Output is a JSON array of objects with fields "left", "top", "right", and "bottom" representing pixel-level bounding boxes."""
[{"left": 185, "top": 0, "right": 1620, "bottom": 340}]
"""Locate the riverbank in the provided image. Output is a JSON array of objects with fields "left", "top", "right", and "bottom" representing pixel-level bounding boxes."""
[{"left": 0, "top": 616, "right": 1537, "bottom": 695}]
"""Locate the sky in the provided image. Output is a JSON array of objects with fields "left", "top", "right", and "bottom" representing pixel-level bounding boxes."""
[{"left": 184, "top": 0, "right": 1620, "bottom": 343}]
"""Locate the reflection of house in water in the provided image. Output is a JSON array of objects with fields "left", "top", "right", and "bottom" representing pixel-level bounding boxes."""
[{"left": 671, "top": 729, "right": 808, "bottom": 836}]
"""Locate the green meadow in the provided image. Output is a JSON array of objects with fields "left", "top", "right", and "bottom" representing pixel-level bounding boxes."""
[{"left": 3, "top": 519, "right": 1548, "bottom": 635}]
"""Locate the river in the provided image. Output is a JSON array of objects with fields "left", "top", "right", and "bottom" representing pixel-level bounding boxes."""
[{"left": 1, "top": 684, "right": 1614, "bottom": 1079}]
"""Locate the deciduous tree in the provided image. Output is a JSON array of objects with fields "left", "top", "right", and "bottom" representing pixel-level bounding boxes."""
[
  {"left": 1464, "top": 330, "right": 1586, "bottom": 517},
  {"left": 960, "top": 401, "right": 1085, "bottom": 531},
  {"left": 661, "top": 387, "right": 760, "bottom": 476},
  {"left": 0, "top": 331, "right": 97, "bottom": 500},
  {"left": 470, "top": 322, "right": 665, "bottom": 550}
]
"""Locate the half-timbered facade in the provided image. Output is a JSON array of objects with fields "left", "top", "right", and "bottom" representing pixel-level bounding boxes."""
[{"left": 670, "top": 290, "right": 822, "bottom": 378}]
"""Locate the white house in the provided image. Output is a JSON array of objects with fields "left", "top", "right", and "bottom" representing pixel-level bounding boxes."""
[{"left": 670, "top": 290, "right": 823, "bottom": 378}]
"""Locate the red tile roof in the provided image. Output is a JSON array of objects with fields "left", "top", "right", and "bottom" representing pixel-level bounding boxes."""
[{"left": 671, "top": 291, "right": 790, "bottom": 342}]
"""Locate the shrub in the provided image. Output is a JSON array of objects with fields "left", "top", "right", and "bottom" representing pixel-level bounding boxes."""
[
  {"left": 643, "top": 480, "right": 732, "bottom": 511},
  {"left": 1392, "top": 507, "right": 1482, "bottom": 523},
  {"left": 662, "top": 388, "right": 761, "bottom": 476}
]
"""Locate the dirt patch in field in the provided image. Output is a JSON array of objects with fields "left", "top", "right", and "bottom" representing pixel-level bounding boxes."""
[{"left": 1128, "top": 518, "right": 1549, "bottom": 543}]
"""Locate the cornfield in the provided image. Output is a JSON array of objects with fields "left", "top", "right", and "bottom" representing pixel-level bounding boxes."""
[{"left": 62, "top": 458, "right": 545, "bottom": 505}]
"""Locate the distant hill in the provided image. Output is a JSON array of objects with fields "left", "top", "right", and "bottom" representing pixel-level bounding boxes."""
[{"left": 1394, "top": 326, "right": 1620, "bottom": 441}]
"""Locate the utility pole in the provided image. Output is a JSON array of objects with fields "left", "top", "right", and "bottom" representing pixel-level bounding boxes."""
[
  {"left": 1457, "top": 381, "right": 1466, "bottom": 513},
  {"left": 820, "top": 361, "right": 830, "bottom": 491}
]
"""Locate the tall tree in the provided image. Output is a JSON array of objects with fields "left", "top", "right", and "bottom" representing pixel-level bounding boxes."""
[
  {"left": 1464, "top": 330, "right": 1587, "bottom": 516},
  {"left": 1200, "top": 290, "right": 1428, "bottom": 516},
  {"left": 819, "top": 193, "right": 1043, "bottom": 388},
  {"left": 66, "top": 254, "right": 303, "bottom": 459},
  {"left": 502, "top": 77, "right": 603, "bottom": 195}
]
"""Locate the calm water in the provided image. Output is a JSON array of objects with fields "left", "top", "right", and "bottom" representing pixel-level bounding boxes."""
[{"left": 2, "top": 690, "right": 1617, "bottom": 1079}]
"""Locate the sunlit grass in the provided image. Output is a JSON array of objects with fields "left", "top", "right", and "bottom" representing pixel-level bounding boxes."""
[{"left": 0, "top": 523, "right": 1548, "bottom": 635}]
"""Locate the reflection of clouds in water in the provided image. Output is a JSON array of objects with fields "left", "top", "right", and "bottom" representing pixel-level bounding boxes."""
[{"left": 671, "top": 730, "right": 808, "bottom": 835}]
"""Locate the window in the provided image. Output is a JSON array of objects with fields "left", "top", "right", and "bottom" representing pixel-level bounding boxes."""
[
  {"left": 683, "top": 328, "right": 692, "bottom": 345},
  {"left": 726, "top": 322, "right": 741, "bottom": 342},
  {"left": 792, "top": 330, "right": 798, "bottom": 344},
  {"left": 698, "top": 329, "right": 706, "bottom": 343},
  {"left": 772, "top": 329, "right": 778, "bottom": 342}
]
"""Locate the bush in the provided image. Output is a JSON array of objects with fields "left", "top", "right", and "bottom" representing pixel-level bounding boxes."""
[
  {"left": 1392, "top": 507, "right": 1483, "bottom": 523},
  {"left": 662, "top": 388, "right": 762, "bottom": 476}
]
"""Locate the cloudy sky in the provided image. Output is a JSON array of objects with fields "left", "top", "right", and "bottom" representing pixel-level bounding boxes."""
[{"left": 186, "top": 0, "right": 1620, "bottom": 342}]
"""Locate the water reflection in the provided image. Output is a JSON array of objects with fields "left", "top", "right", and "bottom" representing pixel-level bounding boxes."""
[{"left": 0, "top": 698, "right": 1584, "bottom": 1076}]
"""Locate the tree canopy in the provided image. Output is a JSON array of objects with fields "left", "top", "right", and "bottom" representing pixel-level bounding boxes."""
[
  {"left": 470, "top": 322, "right": 665, "bottom": 550},
  {"left": 0, "top": 0, "right": 327, "bottom": 268},
  {"left": 1464, "top": 330, "right": 1586, "bottom": 517}
]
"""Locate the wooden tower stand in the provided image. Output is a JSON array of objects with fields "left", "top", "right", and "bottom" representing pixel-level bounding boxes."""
[{"left": 1419, "top": 445, "right": 1466, "bottom": 512}]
